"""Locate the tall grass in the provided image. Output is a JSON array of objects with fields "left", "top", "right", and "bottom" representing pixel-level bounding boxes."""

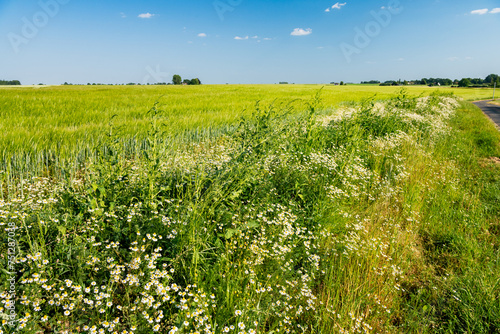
[{"left": 0, "top": 89, "right": 498, "bottom": 333}]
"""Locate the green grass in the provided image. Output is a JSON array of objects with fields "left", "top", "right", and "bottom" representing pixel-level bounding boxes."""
[
  {"left": 0, "top": 84, "right": 496, "bottom": 179},
  {"left": 0, "top": 88, "right": 499, "bottom": 333}
]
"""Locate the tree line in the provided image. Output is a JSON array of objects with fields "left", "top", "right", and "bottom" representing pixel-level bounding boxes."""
[
  {"left": 369, "top": 74, "right": 499, "bottom": 88},
  {"left": 0, "top": 80, "right": 21, "bottom": 85},
  {"left": 172, "top": 75, "right": 201, "bottom": 85}
]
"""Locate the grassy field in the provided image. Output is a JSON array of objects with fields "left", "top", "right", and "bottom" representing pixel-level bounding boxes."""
[
  {"left": 0, "top": 86, "right": 499, "bottom": 333},
  {"left": 0, "top": 84, "right": 496, "bottom": 178}
]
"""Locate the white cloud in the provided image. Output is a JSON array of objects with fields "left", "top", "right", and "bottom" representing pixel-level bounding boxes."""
[
  {"left": 326, "top": 2, "right": 347, "bottom": 12},
  {"left": 263, "top": 37, "right": 272, "bottom": 40},
  {"left": 251, "top": 35, "right": 259, "bottom": 39},
  {"left": 447, "top": 57, "right": 459, "bottom": 62},
  {"left": 332, "top": 2, "right": 347, "bottom": 10},
  {"left": 198, "top": 33, "right": 207, "bottom": 37},
  {"left": 120, "top": 12, "right": 127, "bottom": 18},
  {"left": 138, "top": 13, "right": 154, "bottom": 19},
  {"left": 234, "top": 36, "right": 249, "bottom": 40},
  {"left": 471, "top": 9, "right": 488, "bottom": 15},
  {"left": 490, "top": 8, "right": 500, "bottom": 14},
  {"left": 290, "top": 28, "right": 312, "bottom": 36}
]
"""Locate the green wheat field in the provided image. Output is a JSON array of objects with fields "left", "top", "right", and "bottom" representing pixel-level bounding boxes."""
[{"left": 0, "top": 85, "right": 499, "bottom": 333}]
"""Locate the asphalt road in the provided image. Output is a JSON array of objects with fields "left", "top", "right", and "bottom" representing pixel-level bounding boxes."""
[{"left": 473, "top": 100, "right": 500, "bottom": 129}]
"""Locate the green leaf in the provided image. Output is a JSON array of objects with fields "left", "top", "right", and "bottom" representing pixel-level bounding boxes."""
[
  {"left": 246, "top": 221, "right": 260, "bottom": 229},
  {"left": 225, "top": 228, "right": 238, "bottom": 239},
  {"left": 57, "top": 226, "right": 67, "bottom": 236}
]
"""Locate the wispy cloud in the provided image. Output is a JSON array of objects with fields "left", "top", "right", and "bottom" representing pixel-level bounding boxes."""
[
  {"left": 234, "top": 36, "right": 249, "bottom": 40},
  {"left": 138, "top": 13, "right": 155, "bottom": 19},
  {"left": 490, "top": 8, "right": 500, "bottom": 14},
  {"left": 290, "top": 28, "right": 312, "bottom": 36},
  {"left": 198, "top": 33, "right": 207, "bottom": 37},
  {"left": 251, "top": 35, "right": 259, "bottom": 39},
  {"left": 470, "top": 9, "right": 488, "bottom": 15},
  {"left": 447, "top": 57, "right": 459, "bottom": 62},
  {"left": 263, "top": 37, "right": 272, "bottom": 41},
  {"left": 325, "top": 2, "right": 347, "bottom": 12},
  {"left": 120, "top": 12, "right": 127, "bottom": 18}
]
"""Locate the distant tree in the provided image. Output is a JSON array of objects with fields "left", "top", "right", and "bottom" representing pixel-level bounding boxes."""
[
  {"left": 458, "top": 78, "right": 471, "bottom": 87},
  {"left": 340, "top": 81, "right": 344, "bottom": 86},
  {"left": 485, "top": 74, "right": 499, "bottom": 86},
  {"left": 403, "top": 80, "right": 408, "bottom": 85},
  {"left": 190, "top": 78, "right": 201, "bottom": 85},
  {"left": 173, "top": 75, "right": 182, "bottom": 85},
  {"left": 182, "top": 79, "right": 190, "bottom": 85}
]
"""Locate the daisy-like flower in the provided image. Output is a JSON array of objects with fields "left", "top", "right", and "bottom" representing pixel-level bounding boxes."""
[
  {"left": 238, "top": 323, "right": 245, "bottom": 330},
  {"left": 64, "top": 310, "right": 70, "bottom": 316},
  {"left": 235, "top": 310, "right": 242, "bottom": 316},
  {"left": 41, "top": 315, "right": 48, "bottom": 322}
]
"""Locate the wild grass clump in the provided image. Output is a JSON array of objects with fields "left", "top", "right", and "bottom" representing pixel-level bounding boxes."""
[{"left": 0, "top": 89, "right": 499, "bottom": 333}]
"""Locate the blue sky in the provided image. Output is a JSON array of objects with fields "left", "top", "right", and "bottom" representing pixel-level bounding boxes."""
[{"left": 0, "top": 0, "right": 499, "bottom": 84}]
